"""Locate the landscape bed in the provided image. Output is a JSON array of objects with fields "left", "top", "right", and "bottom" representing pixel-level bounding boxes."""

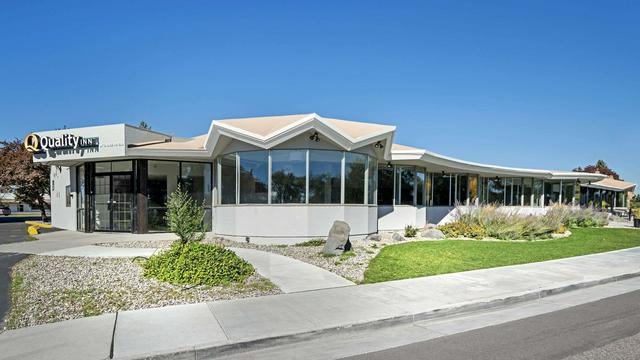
[
  {"left": 5, "top": 255, "right": 279, "bottom": 329},
  {"left": 363, "top": 228, "right": 640, "bottom": 283}
]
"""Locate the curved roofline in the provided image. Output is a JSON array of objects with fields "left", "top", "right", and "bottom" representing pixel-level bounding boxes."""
[{"left": 391, "top": 144, "right": 607, "bottom": 181}]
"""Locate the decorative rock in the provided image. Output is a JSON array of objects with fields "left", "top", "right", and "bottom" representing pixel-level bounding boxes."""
[
  {"left": 392, "top": 232, "right": 405, "bottom": 242},
  {"left": 365, "top": 234, "right": 382, "bottom": 242},
  {"left": 421, "top": 229, "right": 445, "bottom": 240},
  {"left": 322, "top": 220, "right": 352, "bottom": 255},
  {"left": 425, "top": 223, "right": 437, "bottom": 229}
]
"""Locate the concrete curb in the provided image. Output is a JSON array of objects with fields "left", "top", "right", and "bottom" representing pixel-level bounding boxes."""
[{"left": 115, "top": 271, "right": 640, "bottom": 360}]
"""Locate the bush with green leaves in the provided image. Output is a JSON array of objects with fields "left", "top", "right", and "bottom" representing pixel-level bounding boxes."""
[
  {"left": 404, "top": 225, "right": 419, "bottom": 238},
  {"left": 546, "top": 205, "right": 608, "bottom": 228},
  {"left": 143, "top": 242, "right": 254, "bottom": 286},
  {"left": 438, "top": 221, "right": 487, "bottom": 239},
  {"left": 165, "top": 184, "right": 207, "bottom": 244},
  {"left": 439, "top": 204, "right": 609, "bottom": 241}
]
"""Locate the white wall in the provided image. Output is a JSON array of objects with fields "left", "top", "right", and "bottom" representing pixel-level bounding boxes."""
[
  {"left": 50, "top": 166, "right": 77, "bottom": 230},
  {"left": 428, "top": 206, "right": 455, "bottom": 225},
  {"left": 378, "top": 205, "right": 427, "bottom": 230},
  {"left": 214, "top": 205, "right": 377, "bottom": 245}
]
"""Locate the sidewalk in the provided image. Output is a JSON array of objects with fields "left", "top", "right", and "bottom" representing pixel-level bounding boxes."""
[{"left": 1, "top": 247, "right": 639, "bottom": 360}]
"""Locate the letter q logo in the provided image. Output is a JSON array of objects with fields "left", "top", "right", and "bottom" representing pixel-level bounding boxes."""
[{"left": 24, "top": 133, "right": 40, "bottom": 152}]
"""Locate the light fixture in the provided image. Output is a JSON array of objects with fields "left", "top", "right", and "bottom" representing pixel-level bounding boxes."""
[
  {"left": 386, "top": 162, "right": 392, "bottom": 168},
  {"left": 374, "top": 141, "right": 384, "bottom": 149},
  {"left": 309, "top": 131, "right": 320, "bottom": 142},
  {"left": 441, "top": 170, "right": 445, "bottom": 175}
]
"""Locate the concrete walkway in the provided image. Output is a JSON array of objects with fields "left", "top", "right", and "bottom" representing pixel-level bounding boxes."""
[
  {"left": 229, "top": 247, "right": 354, "bottom": 293},
  {"left": 1, "top": 246, "right": 639, "bottom": 360},
  {"left": 0, "top": 230, "right": 179, "bottom": 255}
]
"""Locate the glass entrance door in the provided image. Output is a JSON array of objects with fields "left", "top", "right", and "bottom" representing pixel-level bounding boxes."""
[{"left": 93, "top": 174, "right": 133, "bottom": 232}]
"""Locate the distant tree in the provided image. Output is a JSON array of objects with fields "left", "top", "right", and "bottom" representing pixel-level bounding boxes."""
[
  {"left": 573, "top": 160, "right": 620, "bottom": 180},
  {"left": 139, "top": 121, "right": 151, "bottom": 130},
  {"left": 0, "top": 139, "right": 50, "bottom": 220}
]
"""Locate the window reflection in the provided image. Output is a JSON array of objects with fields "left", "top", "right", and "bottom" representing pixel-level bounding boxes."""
[
  {"left": 345, "top": 153, "right": 366, "bottom": 204},
  {"left": 271, "top": 150, "right": 306, "bottom": 204},
  {"left": 239, "top": 151, "right": 268, "bottom": 204},
  {"left": 309, "top": 150, "right": 342, "bottom": 204}
]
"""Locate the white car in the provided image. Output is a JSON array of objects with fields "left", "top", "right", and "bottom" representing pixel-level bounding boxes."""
[{"left": 1, "top": 207, "right": 11, "bottom": 216}]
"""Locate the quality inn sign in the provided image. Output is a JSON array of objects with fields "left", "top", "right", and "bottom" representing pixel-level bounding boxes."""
[{"left": 24, "top": 133, "right": 99, "bottom": 153}]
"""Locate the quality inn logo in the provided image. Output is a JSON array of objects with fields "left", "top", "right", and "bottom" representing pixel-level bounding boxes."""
[
  {"left": 24, "top": 133, "right": 40, "bottom": 152},
  {"left": 24, "top": 133, "right": 99, "bottom": 153}
]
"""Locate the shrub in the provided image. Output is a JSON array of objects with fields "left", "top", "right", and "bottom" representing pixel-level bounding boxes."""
[
  {"left": 165, "top": 184, "right": 207, "bottom": 244},
  {"left": 438, "top": 221, "right": 486, "bottom": 239},
  {"left": 546, "top": 205, "right": 608, "bottom": 229},
  {"left": 404, "top": 225, "right": 419, "bottom": 238},
  {"left": 143, "top": 242, "right": 254, "bottom": 286}
]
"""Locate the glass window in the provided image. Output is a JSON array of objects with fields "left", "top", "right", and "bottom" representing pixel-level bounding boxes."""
[
  {"left": 112, "top": 161, "right": 132, "bottom": 172},
  {"left": 432, "top": 173, "right": 450, "bottom": 206},
  {"left": 239, "top": 151, "right": 269, "bottom": 204},
  {"left": 426, "top": 172, "right": 432, "bottom": 206},
  {"left": 544, "top": 181, "right": 561, "bottom": 205},
  {"left": 147, "top": 161, "right": 180, "bottom": 231},
  {"left": 377, "top": 166, "right": 394, "bottom": 205},
  {"left": 345, "top": 153, "right": 366, "bottom": 204},
  {"left": 367, "top": 157, "right": 377, "bottom": 205},
  {"left": 513, "top": 178, "right": 523, "bottom": 206},
  {"left": 95, "top": 162, "right": 111, "bottom": 173},
  {"left": 65, "top": 185, "right": 71, "bottom": 207},
  {"left": 219, "top": 154, "right": 237, "bottom": 205},
  {"left": 561, "top": 180, "right": 575, "bottom": 205},
  {"left": 533, "top": 179, "right": 544, "bottom": 206},
  {"left": 309, "top": 150, "right": 342, "bottom": 204},
  {"left": 488, "top": 178, "right": 505, "bottom": 204},
  {"left": 456, "top": 175, "right": 468, "bottom": 205},
  {"left": 271, "top": 150, "right": 306, "bottom": 203},
  {"left": 77, "top": 165, "right": 85, "bottom": 231},
  {"left": 523, "top": 178, "right": 532, "bottom": 206},
  {"left": 468, "top": 175, "right": 478, "bottom": 204},
  {"left": 504, "top": 178, "right": 513, "bottom": 205},
  {"left": 395, "top": 167, "right": 415, "bottom": 206},
  {"left": 181, "top": 162, "right": 212, "bottom": 206},
  {"left": 416, "top": 169, "right": 425, "bottom": 206}
]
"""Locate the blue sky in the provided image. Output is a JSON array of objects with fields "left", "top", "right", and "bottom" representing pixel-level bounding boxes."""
[{"left": 1, "top": 1, "right": 638, "bottom": 190}]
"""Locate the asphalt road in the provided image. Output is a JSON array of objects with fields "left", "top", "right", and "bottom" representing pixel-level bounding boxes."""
[
  {"left": 342, "top": 290, "right": 640, "bottom": 360},
  {"left": 0, "top": 252, "right": 28, "bottom": 328}
]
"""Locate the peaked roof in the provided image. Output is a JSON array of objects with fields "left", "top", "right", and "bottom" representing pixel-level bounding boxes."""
[
  {"left": 583, "top": 177, "right": 636, "bottom": 192},
  {"left": 214, "top": 113, "right": 395, "bottom": 141}
]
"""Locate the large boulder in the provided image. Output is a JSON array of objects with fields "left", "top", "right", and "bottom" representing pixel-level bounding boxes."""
[
  {"left": 392, "top": 232, "right": 406, "bottom": 242},
  {"left": 421, "top": 228, "right": 445, "bottom": 240},
  {"left": 322, "top": 220, "right": 352, "bottom": 255}
]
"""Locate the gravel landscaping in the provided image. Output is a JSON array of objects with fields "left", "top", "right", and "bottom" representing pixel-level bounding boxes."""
[{"left": 5, "top": 255, "right": 280, "bottom": 329}]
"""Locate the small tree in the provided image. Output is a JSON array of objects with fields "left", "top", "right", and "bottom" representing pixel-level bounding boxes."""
[
  {"left": 164, "top": 184, "right": 206, "bottom": 244},
  {"left": 138, "top": 121, "right": 151, "bottom": 130},
  {"left": 0, "top": 139, "right": 50, "bottom": 221}
]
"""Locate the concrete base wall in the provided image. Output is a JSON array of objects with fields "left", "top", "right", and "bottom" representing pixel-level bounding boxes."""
[
  {"left": 427, "top": 206, "right": 454, "bottom": 225},
  {"left": 377, "top": 205, "right": 427, "bottom": 231},
  {"left": 214, "top": 205, "right": 378, "bottom": 245}
]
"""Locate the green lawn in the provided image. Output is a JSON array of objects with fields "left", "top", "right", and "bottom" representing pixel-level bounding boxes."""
[{"left": 363, "top": 228, "right": 640, "bottom": 284}]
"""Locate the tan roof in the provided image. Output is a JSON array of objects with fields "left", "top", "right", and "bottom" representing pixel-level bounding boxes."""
[
  {"left": 586, "top": 177, "right": 636, "bottom": 192},
  {"left": 216, "top": 113, "right": 394, "bottom": 140},
  {"left": 133, "top": 134, "right": 207, "bottom": 150},
  {"left": 391, "top": 143, "right": 422, "bottom": 151},
  {"left": 321, "top": 117, "right": 394, "bottom": 139},
  {"left": 216, "top": 114, "right": 311, "bottom": 137}
]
